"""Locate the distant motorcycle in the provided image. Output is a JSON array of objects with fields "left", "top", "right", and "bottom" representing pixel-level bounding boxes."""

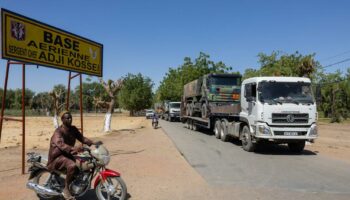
[
  {"left": 26, "top": 142, "right": 127, "bottom": 200},
  {"left": 152, "top": 117, "right": 158, "bottom": 129}
]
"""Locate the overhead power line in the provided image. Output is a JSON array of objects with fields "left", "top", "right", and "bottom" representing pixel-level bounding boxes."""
[
  {"left": 320, "top": 50, "right": 350, "bottom": 61},
  {"left": 322, "top": 58, "right": 350, "bottom": 69}
]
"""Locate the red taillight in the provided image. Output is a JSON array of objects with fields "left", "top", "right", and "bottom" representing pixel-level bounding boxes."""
[{"left": 232, "top": 93, "right": 240, "bottom": 100}]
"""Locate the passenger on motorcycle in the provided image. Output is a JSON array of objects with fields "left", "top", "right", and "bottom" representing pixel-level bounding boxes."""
[{"left": 46, "top": 110, "right": 94, "bottom": 200}]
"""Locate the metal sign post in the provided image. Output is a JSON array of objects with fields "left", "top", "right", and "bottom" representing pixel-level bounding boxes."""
[
  {"left": 66, "top": 72, "right": 84, "bottom": 135},
  {"left": 0, "top": 61, "right": 26, "bottom": 174}
]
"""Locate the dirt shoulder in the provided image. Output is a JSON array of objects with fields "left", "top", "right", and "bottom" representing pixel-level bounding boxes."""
[
  {"left": 305, "top": 121, "right": 350, "bottom": 163},
  {"left": 0, "top": 114, "right": 208, "bottom": 200}
]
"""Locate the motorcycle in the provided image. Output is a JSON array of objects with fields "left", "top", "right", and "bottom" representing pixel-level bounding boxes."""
[
  {"left": 152, "top": 117, "right": 158, "bottom": 129},
  {"left": 26, "top": 141, "right": 127, "bottom": 200}
]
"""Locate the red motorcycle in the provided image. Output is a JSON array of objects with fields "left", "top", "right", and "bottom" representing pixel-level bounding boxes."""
[{"left": 26, "top": 142, "right": 127, "bottom": 200}]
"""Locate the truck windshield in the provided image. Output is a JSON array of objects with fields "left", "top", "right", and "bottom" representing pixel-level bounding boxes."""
[
  {"left": 210, "top": 77, "right": 240, "bottom": 86},
  {"left": 258, "top": 82, "right": 315, "bottom": 104},
  {"left": 170, "top": 103, "right": 180, "bottom": 108}
]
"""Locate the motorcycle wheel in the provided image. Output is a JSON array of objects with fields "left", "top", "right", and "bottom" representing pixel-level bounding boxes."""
[
  {"left": 34, "top": 170, "right": 60, "bottom": 200},
  {"left": 96, "top": 176, "right": 127, "bottom": 200}
]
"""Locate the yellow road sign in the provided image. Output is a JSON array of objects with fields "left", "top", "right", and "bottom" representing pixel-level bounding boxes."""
[{"left": 1, "top": 8, "right": 103, "bottom": 77}]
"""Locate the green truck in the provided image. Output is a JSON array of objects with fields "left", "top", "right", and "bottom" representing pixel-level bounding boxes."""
[{"left": 181, "top": 73, "right": 242, "bottom": 127}]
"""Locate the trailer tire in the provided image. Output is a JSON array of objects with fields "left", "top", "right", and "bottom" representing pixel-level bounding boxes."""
[
  {"left": 288, "top": 141, "right": 305, "bottom": 153},
  {"left": 193, "top": 122, "right": 198, "bottom": 131},
  {"left": 220, "top": 120, "right": 229, "bottom": 142},
  {"left": 214, "top": 120, "right": 221, "bottom": 139},
  {"left": 241, "top": 125, "right": 256, "bottom": 152},
  {"left": 186, "top": 119, "right": 191, "bottom": 129}
]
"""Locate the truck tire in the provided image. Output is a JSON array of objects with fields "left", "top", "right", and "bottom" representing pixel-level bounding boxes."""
[
  {"left": 192, "top": 121, "right": 198, "bottom": 131},
  {"left": 201, "top": 104, "right": 207, "bottom": 119},
  {"left": 220, "top": 120, "right": 229, "bottom": 142},
  {"left": 241, "top": 125, "right": 256, "bottom": 152},
  {"left": 288, "top": 141, "right": 305, "bottom": 153},
  {"left": 169, "top": 116, "right": 173, "bottom": 122},
  {"left": 214, "top": 120, "right": 221, "bottom": 139}
]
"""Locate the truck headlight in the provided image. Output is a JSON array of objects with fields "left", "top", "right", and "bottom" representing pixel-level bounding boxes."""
[
  {"left": 310, "top": 125, "right": 318, "bottom": 136},
  {"left": 257, "top": 125, "right": 271, "bottom": 135}
]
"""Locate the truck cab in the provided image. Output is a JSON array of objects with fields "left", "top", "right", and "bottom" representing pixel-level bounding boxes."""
[
  {"left": 164, "top": 101, "right": 181, "bottom": 122},
  {"left": 240, "top": 77, "right": 318, "bottom": 152}
]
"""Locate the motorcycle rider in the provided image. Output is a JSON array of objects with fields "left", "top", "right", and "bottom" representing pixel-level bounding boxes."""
[
  {"left": 46, "top": 110, "right": 94, "bottom": 200},
  {"left": 152, "top": 112, "right": 158, "bottom": 127}
]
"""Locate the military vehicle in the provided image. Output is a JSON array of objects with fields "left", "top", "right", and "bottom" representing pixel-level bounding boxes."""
[{"left": 181, "top": 75, "right": 318, "bottom": 153}]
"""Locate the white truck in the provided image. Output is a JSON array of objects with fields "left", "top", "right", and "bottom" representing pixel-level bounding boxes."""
[
  {"left": 162, "top": 101, "right": 181, "bottom": 122},
  {"left": 182, "top": 76, "right": 318, "bottom": 153}
]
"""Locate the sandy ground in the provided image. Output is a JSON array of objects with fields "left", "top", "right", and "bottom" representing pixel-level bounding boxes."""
[{"left": 0, "top": 114, "right": 349, "bottom": 200}]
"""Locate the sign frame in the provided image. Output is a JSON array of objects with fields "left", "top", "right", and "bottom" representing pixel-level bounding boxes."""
[{"left": 1, "top": 8, "right": 103, "bottom": 77}]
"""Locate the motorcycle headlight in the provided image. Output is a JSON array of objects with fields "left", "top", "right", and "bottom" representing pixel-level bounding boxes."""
[{"left": 101, "top": 155, "right": 110, "bottom": 166}]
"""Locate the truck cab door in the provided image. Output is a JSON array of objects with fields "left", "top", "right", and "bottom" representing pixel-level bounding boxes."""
[{"left": 243, "top": 83, "right": 257, "bottom": 125}]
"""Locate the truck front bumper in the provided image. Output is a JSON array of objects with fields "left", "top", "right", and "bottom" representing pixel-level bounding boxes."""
[
  {"left": 169, "top": 112, "right": 180, "bottom": 118},
  {"left": 252, "top": 123, "right": 318, "bottom": 140}
]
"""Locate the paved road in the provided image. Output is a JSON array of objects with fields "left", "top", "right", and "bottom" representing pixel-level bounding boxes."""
[{"left": 160, "top": 120, "right": 350, "bottom": 199}]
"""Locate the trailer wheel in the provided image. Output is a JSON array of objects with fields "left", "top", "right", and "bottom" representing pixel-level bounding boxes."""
[
  {"left": 214, "top": 120, "right": 221, "bottom": 139},
  {"left": 186, "top": 119, "right": 191, "bottom": 129},
  {"left": 189, "top": 120, "right": 193, "bottom": 130},
  {"left": 193, "top": 122, "right": 198, "bottom": 131},
  {"left": 220, "top": 120, "right": 229, "bottom": 142},
  {"left": 288, "top": 141, "right": 305, "bottom": 153},
  {"left": 241, "top": 125, "right": 256, "bottom": 152}
]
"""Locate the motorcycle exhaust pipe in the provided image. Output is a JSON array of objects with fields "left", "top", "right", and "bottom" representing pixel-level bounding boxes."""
[{"left": 26, "top": 182, "right": 61, "bottom": 196}]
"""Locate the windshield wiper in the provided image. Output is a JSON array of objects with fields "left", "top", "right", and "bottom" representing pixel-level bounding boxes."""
[{"left": 272, "top": 98, "right": 283, "bottom": 104}]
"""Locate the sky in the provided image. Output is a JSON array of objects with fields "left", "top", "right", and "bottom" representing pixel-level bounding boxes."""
[{"left": 0, "top": 0, "right": 350, "bottom": 93}]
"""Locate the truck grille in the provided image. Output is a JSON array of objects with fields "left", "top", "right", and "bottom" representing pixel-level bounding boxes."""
[{"left": 272, "top": 113, "right": 309, "bottom": 124}]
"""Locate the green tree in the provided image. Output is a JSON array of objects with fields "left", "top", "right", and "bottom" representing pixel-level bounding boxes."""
[
  {"left": 32, "top": 92, "right": 51, "bottom": 113},
  {"left": 73, "top": 81, "right": 106, "bottom": 112},
  {"left": 252, "top": 51, "right": 320, "bottom": 78},
  {"left": 119, "top": 73, "right": 153, "bottom": 116},
  {"left": 12, "top": 88, "right": 35, "bottom": 109}
]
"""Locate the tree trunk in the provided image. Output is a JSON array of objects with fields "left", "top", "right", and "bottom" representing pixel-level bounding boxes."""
[
  {"left": 104, "top": 112, "right": 112, "bottom": 132},
  {"left": 53, "top": 114, "right": 59, "bottom": 128},
  {"left": 103, "top": 99, "right": 115, "bottom": 132}
]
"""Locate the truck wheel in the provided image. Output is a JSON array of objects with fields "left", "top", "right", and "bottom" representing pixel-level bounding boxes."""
[
  {"left": 169, "top": 117, "right": 173, "bottom": 122},
  {"left": 220, "top": 120, "right": 229, "bottom": 142},
  {"left": 201, "top": 104, "right": 207, "bottom": 119},
  {"left": 192, "top": 122, "right": 198, "bottom": 131},
  {"left": 288, "top": 141, "right": 305, "bottom": 153},
  {"left": 241, "top": 125, "right": 256, "bottom": 152},
  {"left": 214, "top": 120, "right": 221, "bottom": 139}
]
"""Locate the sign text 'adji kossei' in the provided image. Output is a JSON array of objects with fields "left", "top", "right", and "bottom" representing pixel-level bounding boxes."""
[{"left": 1, "top": 8, "right": 103, "bottom": 77}]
